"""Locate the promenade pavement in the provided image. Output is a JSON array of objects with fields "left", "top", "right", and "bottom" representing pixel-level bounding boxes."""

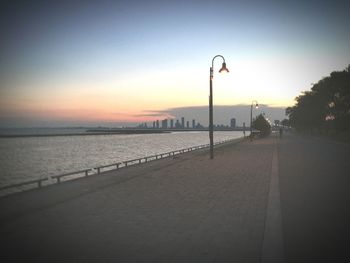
[
  {"left": 278, "top": 133, "right": 350, "bottom": 262},
  {"left": 0, "top": 133, "right": 349, "bottom": 262}
]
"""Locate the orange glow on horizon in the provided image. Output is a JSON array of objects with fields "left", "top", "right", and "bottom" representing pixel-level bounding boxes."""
[{"left": 0, "top": 62, "right": 294, "bottom": 124}]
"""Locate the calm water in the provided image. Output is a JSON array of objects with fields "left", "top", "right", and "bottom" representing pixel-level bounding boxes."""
[
  {"left": 0, "top": 131, "right": 243, "bottom": 187},
  {"left": 0, "top": 127, "right": 88, "bottom": 136}
]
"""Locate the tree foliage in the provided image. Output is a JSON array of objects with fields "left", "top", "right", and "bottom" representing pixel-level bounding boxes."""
[
  {"left": 252, "top": 114, "right": 271, "bottom": 137},
  {"left": 286, "top": 65, "right": 350, "bottom": 133}
]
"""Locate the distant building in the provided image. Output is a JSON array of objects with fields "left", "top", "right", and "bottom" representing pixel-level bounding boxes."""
[
  {"left": 137, "top": 122, "right": 148, "bottom": 128},
  {"left": 192, "top": 119, "right": 195, "bottom": 129},
  {"left": 186, "top": 121, "right": 189, "bottom": 128},
  {"left": 230, "top": 118, "right": 236, "bottom": 128},
  {"left": 181, "top": 117, "right": 185, "bottom": 128},
  {"left": 175, "top": 119, "right": 181, "bottom": 128},
  {"left": 196, "top": 123, "right": 204, "bottom": 129},
  {"left": 170, "top": 119, "right": 174, "bottom": 128},
  {"left": 162, "top": 119, "right": 168, "bottom": 129},
  {"left": 156, "top": 120, "right": 159, "bottom": 129},
  {"left": 153, "top": 121, "right": 156, "bottom": 128},
  {"left": 274, "top": 120, "right": 280, "bottom": 126}
]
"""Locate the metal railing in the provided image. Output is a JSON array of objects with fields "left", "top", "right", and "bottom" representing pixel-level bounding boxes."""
[{"left": 0, "top": 138, "right": 243, "bottom": 195}]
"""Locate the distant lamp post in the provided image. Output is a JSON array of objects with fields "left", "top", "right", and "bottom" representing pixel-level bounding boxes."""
[
  {"left": 250, "top": 100, "right": 259, "bottom": 139},
  {"left": 209, "top": 55, "right": 229, "bottom": 159}
]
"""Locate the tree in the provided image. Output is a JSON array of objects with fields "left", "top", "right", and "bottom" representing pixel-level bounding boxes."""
[
  {"left": 252, "top": 114, "right": 271, "bottom": 137},
  {"left": 286, "top": 65, "right": 350, "bottom": 133}
]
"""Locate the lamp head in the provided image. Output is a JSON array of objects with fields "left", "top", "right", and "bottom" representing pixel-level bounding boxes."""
[
  {"left": 255, "top": 103, "right": 259, "bottom": 109},
  {"left": 218, "top": 62, "right": 229, "bottom": 73}
]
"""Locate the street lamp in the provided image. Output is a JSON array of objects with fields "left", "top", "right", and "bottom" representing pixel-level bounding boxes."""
[
  {"left": 250, "top": 100, "right": 259, "bottom": 140},
  {"left": 209, "top": 55, "right": 229, "bottom": 159}
]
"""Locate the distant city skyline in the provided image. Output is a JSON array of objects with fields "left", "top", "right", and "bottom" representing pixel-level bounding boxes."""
[
  {"left": 141, "top": 105, "right": 285, "bottom": 128},
  {"left": 0, "top": 104, "right": 285, "bottom": 128},
  {"left": 1, "top": 0, "right": 349, "bottom": 127}
]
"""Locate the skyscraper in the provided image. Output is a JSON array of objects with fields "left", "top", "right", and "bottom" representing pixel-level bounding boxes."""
[
  {"left": 230, "top": 118, "right": 236, "bottom": 128},
  {"left": 181, "top": 117, "right": 185, "bottom": 128},
  {"left": 162, "top": 119, "right": 168, "bottom": 129}
]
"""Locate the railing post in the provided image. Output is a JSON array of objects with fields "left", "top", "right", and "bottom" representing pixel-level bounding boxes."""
[
  {"left": 57, "top": 177, "right": 60, "bottom": 183},
  {"left": 97, "top": 167, "right": 101, "bottom": 174},
  {"left": 38, "top": 180, "right": 42, "bottom": 188}
]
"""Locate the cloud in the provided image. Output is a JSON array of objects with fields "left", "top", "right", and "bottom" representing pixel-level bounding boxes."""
[{"left": 132, "top": 110, "right": 175, "bottom": 118}]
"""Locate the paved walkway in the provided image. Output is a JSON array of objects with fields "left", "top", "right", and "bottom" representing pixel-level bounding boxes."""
[
  {"left": 0, "top": 133, "right": 349, "bottom": 262},
  {"left": 278, "top": 133, "right": 350, "bottom": 262}
]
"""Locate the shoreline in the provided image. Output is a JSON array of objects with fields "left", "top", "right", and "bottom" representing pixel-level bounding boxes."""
[{"left": 0, "top": 137, "right": 245, "bottom": 197}]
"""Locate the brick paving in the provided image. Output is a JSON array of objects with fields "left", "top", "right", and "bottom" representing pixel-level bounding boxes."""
[{"left": 0, "top": 137, "right": 277, "bottom": 263}]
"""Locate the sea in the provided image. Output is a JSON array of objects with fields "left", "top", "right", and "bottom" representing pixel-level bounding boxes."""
[{"left": 0, "top": 128, "right": 244, "bottom": 190}]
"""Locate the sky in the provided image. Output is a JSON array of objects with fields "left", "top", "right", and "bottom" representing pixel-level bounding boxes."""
[{"left": 0, "top": 0, "right": 349, "bottom": 127}]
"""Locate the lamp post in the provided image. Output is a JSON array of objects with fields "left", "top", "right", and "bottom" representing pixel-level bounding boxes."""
[
  {"left": 250, "top": 100, "right": 259, "bottom": 140},
  {"left": 209, "top": 55, "right": 229, "bottom": 159}
]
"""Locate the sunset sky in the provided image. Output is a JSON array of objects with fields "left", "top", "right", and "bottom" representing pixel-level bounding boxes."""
[{"left": 1, "top": 0, "right": 349, "bottom": 127}]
